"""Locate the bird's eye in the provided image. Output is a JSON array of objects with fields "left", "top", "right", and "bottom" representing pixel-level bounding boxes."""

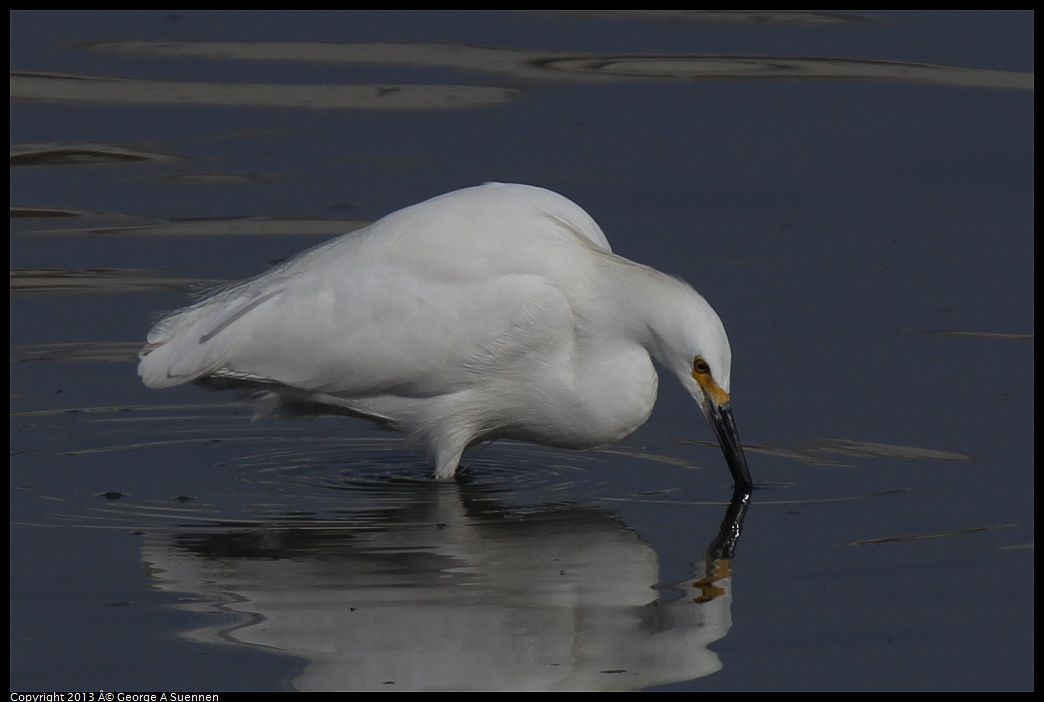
[{"left": 693, "top": 357, "right": 710, "bottom": 375}]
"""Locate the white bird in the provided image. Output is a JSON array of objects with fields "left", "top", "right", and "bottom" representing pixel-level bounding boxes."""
[{"left": 139, "top": 183, "right": 752, "bottom": 490}]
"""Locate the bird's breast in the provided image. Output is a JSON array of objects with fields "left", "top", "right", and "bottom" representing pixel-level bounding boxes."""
[{"left": 491, "top": 346, "right": 659, "bottom": 450}]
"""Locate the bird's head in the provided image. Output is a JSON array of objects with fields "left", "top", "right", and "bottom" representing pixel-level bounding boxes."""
[
  {"left": 688, "top": 352, "right": 752, "bottom": 492},
  {"left": 651, "top": 281, "right": 752, "bottom": 492}
]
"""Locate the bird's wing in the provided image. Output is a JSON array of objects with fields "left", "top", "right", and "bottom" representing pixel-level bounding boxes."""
[
  {"left": 139, "top": 275, "right": 290, "bottom": 388},
  {"left": 139, "top": 248, "right": 573, "bottom": 401},
  {"left": 139, "top": 182, "right": 601, "bottom": 394}
]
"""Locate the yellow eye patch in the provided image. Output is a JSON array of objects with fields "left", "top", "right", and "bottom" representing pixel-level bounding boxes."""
[{"left": 691, "top": 356, "right": 730, "bottom": 406}]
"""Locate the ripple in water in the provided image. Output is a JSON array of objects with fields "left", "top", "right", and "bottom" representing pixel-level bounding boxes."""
[
  {"left": 233, "top": 431, "right": 620, "bottom": 507},
  {"left": 14, "top": 400, "right": 941, "bottom": 534}
]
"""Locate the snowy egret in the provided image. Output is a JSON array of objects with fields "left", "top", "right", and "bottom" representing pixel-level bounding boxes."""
[{"left": 139, "top": 183, "right": 752, "bottom": 489}]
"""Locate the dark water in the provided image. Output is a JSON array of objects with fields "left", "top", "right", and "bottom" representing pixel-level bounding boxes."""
[{"left": 10, "top": 10, "right": 1033, "bottom": 691}]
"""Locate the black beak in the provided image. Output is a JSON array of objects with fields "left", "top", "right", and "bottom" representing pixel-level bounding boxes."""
[{"left": 708, "top": 401, "right": 753, "bottom": 492}]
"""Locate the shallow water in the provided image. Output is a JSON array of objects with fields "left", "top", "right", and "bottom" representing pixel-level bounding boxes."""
[{"left": 10, "top": 10, "right": 1033, "bottom": 691}]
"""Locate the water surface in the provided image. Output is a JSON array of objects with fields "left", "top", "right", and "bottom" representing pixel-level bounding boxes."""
[{"left": 10, "top": 10, "right": 1033, "bottom": 691}]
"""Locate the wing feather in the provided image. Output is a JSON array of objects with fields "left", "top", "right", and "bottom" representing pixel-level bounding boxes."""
[{"left": 138, "top": 183, "right": 603, "bottom": 404}]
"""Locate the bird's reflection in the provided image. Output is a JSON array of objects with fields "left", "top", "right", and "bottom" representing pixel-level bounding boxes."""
[{"left": 143, "top": 482, "right": 749, "bottom": 691}]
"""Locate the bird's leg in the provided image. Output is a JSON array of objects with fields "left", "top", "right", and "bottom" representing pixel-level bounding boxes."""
[{"left": 433, "top": 444, "right": 467, "bottom": 480}]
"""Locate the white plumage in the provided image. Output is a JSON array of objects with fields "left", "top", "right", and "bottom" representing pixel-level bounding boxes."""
[{"left": 139, "top": 183, "right": 751, "bottom": 488}]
